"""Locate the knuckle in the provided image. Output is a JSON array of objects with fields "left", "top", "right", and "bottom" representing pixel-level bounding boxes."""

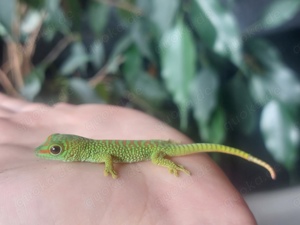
[{"left": 21, "top": 103, "right": 49, "bottom": 112}]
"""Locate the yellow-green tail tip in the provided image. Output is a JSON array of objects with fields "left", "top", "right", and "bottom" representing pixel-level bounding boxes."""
[
  {"left": 269, "top": 168, "right": 276, "bottom": 180},
  {"left": 248, "top": 155, "right": 276, "bottom": 180}
]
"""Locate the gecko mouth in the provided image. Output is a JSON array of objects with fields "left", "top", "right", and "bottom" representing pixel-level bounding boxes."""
[{"left": 35, "top": 145, "right": 50, "bottom": 155}]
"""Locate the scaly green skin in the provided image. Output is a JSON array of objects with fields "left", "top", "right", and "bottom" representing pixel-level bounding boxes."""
[{"left": 35, "top": 133, "right": 276, "bottom": 179}]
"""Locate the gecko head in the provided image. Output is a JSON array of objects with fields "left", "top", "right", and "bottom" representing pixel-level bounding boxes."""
[{"left": 35, "top": 133, "right": 76, "bottom": 161}]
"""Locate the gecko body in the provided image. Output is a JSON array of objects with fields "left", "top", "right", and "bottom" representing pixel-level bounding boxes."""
[{"left": 35, "top": 133, "right": 276, "bottom": 179}]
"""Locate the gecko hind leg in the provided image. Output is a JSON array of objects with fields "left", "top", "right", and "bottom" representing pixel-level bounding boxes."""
[
  {"left": 102, "top": 155, "right": 118, "bottom": 179},
  {"left": 151, "top": 151, "right": 191, "bottom": 177}
]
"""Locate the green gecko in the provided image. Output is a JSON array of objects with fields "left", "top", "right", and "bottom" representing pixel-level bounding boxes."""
[{"left": 35, "top": 133, "right": 276, "bottom": 180}]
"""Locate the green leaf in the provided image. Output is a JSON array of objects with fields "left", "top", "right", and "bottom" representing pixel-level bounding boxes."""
[
  {"left": 148, "top": 0, "right": 179, "bottom": 33},
  {"left": 132, "top": 72, "right": 169, "bottom": 107},
  {"left": 190, "top": 69, "right": 225, "bottom": 142},
  {"left": 190, "top": 0, "right": 242, "bottom": 66},
  {"left": 250, "top": 67, "right": 300, "bottom": 106},
  {"left": 131, "top": 21, "right": 154, "bottom": 60},
  {"left": 106, "top": 35, "right": 133, "bottom": 74},
  {"left": 21, "top": 10, "right": 43, "bottom": 35},
  {"left": 208, "top": 107, "right": 226, "bottom": 143},
  {"left": 0, "top": 0, "right": 16, "bottom": 36},
  {"left": 110, "top": 79, "right": 127, "bottom": 100},
  {"left": 123, "top": 45, "right": 142, "bottom": 85},
  {"left": 160, "top": 18, "right": 196, "bottom": 129},
  {"left": 89, "top": 40, "right": 105, "bottom": 69},
  {"left": 68, "top": 78, "right": 103, "bottom": 104},
  {"left": 87, "top": 1, "right": 110, "bottom": 35},
  {"left": 136, "top": 0, "right": 151, "bottom": 14},
  {"left": 225, "top": 75, "right": 256, "bottom": 134},
  {"left": 20, "top": 0, "right": 45, "bottom": 9},
  {"left": 106, "top": 56, "right": 121, "bottom": 74},
  {"left": 21, "top": 67, "right": 45, "bottom": 100},
  {"left": 260, "top": 101, "right": 300, "bottom": 170},
  {"left": 247, "top": 40, "right": 300, "bottom": 106},
  {"left": 122, "top": 44, "right": 168, "bottom": 105},
  {"left": 94, "top": 82, "right": 110, "bottom": 102},
  {"left": 0, "top": 23, "right": 7, "bottom": 36},
  {"left": 43, "top": 0, "right": 70, "bottom": 38},
  {"left": 197, "top": 107, "right": 226, "bottom": 143},
  {"left": 245, "top": 39, "right": 279, "bottom": 69},
  {"left": 65, "top": 0, "right": 81, "bottom": 31},
  {"left": 60, "top": 42, "right": 89, "bottom": 75},
  {"left": 109, "top": 34, "right": 133, "bottom": 59},
  {"left": 261, "top": 0, "right": 300, "bottom": 29},
  {"left": 190, "top": 68, "right": 219, "bottom": 126}
]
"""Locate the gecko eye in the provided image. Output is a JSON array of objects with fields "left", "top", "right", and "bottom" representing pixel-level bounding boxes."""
[{"left": 50, "top": 145, "right": 62, "bottom": 155}]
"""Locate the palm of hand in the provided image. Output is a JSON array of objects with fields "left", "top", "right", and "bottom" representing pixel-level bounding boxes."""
[{"left": 0, "top": 94, "right": 256, "bottom": 225}]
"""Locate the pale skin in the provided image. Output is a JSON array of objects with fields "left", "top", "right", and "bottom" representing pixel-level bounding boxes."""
[{"left": 0, "top": 93, "right": 257, "bottom": 225}]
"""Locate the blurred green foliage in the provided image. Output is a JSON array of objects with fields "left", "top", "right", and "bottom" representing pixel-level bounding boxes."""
[{"left": 0, "top": 0, "right": 300, "bottom": 183}]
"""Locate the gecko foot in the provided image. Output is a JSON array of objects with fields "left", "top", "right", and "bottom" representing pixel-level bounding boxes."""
[
  {"left": 168, "top": 164, "right": 191, "bottom": 177},
  {"left": 151, "top": 152, "right": 191, "bottom": 177},
  {"left": 104, "top": 168, "right": 118, "bottom": 179}
]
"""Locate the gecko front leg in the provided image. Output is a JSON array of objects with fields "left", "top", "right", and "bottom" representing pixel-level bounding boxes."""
[{"left": 101, "top": 154, "right": 118, "bottom": 179}]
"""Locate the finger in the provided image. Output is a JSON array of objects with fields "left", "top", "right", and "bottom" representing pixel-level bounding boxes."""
[
  {"left": 0, "top": 117, "right": 27, "bottom": 144},
  {"left": 20, "top": 103, "right": 50, "bottom": 113},
  {"left": 0, "top": 94, "right": 29, "bottom": 112},
  {"left": 0, "top": 116, "right": 49, "bottom": 147},
  {"left": 0, "top": 106, "right": 13, "bottom": 118}
]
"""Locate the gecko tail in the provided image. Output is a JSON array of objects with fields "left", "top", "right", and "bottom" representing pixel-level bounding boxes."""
[{"left": 166, "top": 143, "right": 276, "bottom": 180}]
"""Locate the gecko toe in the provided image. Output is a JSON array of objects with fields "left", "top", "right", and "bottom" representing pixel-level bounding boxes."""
[
  {"left": 178, "top": 165, "right": 191, "bottom": 175},
  {"left": 104, "top": 169, "right": 118, "bottom": 178},
  {"left": 168, "top": 165, "right": 190, "bottom": 177}
]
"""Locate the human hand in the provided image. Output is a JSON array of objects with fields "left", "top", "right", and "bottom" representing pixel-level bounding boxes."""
[{"left": 0, "top": 93, "right": 256, "bottom": 225}]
